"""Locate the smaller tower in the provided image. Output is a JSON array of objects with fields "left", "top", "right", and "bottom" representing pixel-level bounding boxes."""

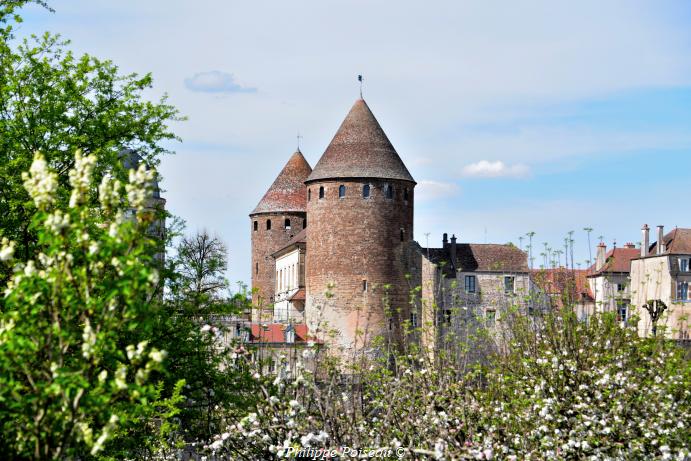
[{"left": 250, "top": 150, "right": 312, "bottom": 321}]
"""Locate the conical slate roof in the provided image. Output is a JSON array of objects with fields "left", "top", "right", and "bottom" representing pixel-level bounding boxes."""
[
  {"left": 306, "top": 99, "right": 415, "bottom": 184},
  {"left": 251, "top": 150, "right": 312, "bottom": 215}
]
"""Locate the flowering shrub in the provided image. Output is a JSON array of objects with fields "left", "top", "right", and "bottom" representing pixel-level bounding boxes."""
[
  {"left": 203, "top": 309, "right": 690, "bottom": 460},
  {"left": 0, "top": 152, "right": 168, "bottom": 458}
]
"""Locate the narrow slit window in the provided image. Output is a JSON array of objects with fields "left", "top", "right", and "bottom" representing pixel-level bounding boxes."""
[
  {"left": 266, "top": 219, "right": 271, "bottom": 230},
  {"left": 362, "top": 184, "right": 370, "bottom": 198},
  {"left": 255, "top": 262, "right": 258, "bottom": 274},
  {"left": 385, "top": 184, "right": 394, "bottom": 199},
  {"left": 308, "top": 189, "right": 311, "bottom": 201},
  {"left": 400, "top": 228, "right": 405, "bottom": 242},
  {"left": 363, "top": 280, "right": 368, "bottom": 292},
  {"left": 284, "top": 218, "right": 291, "bottom": 229},
  {"left": 319, "top": 186, "right": 325, "bottom": 199},
  {"left": 339, "top": 185, "right": 346, "bottom": 198},
  {"left": 404, "top": 188, "right": 409, "bottom": 201},
  {"left": 253, "top": 221, "right": 258, "bottom": 231}
]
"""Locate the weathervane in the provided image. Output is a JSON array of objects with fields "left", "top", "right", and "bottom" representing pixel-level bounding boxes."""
[{"left": 358, "top": 74, "right": 364, "bottom": 98}]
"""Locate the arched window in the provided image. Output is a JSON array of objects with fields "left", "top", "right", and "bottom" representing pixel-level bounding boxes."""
[
  {"left": 339, "top": 185, "right": 346, "bottom": 198},
  {"left": 319, "top": 186, "right": 325, "bottom": 199},
  {"left": 404, "top": 188, "right": 409, "bottom": 201},
  {"left": 362, "top": 184, "right": 370, "bottom": 198},
  {"left": 266, "top": 219, "right": 272, "bottom": 230},
  {"left": 253, "top": 221, "right": 258, "bottom": 231},
  {"left": 284, "top": 218, "right": 291, "bottom": 229},
  {"left": 385, "top": 184, "right": 394, "bottom": 199}
]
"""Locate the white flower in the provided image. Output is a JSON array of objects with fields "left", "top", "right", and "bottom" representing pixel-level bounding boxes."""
[
  {"left": 0, "top": 238, "right": 15, "bottom": 262},
  {"left": 99, "top": 176, "right": 121, "bottom": 211},
  {"left": 22, "top": 153, "right": 58, "bottom": 209},
  {"left": 68, "top": 150, "right": 97, "bottom": 207},
  {"left": 149, "top": 349, "right": 167, "bottom": 363},
  {"left": 201, "top": 324, "right": 212, "bottom": 332}
]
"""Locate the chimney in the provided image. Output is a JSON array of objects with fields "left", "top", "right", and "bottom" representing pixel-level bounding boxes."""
[
  {"left": 624, "top": 242, "right": 635, "bottom": 249},
  {"left": 449, "top": 234, "right": 457, "bottom": 270},
  {"left": 442, "top": 233, "right": 448, "bottom": 249},
  {"left": 641, "top": 224, "right": 649, "bottom": 257},
  {"left": 656, "top": 225, "right": 665, "bottom": 255},
  {"left": 596, "top": 242, "right": 607, "bottom": 271}
]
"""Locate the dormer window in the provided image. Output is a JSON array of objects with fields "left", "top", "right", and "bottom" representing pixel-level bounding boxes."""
[
  {"left": 363, "top": 184, "right": 370, "bottom": 198},
  {"left": 339, "top": 185, "right": 346, "bottom": 198},
  {"left": 284, "top": 218, "right": 291, "bottom": 229},
  {"left": 319, "top": 186, "right": 325, "bottom": 199}
]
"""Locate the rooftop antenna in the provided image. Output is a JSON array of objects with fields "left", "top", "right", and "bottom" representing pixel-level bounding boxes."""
[
  {"left": 296, "top": 131, "right": 303, "bottom": 152},
  {"left": 358, "top": 74, "right": 364, "bottom": 98}
]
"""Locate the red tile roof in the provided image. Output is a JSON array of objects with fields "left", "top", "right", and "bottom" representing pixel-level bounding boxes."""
[
  {"left": 424, "top": 243, "right": 528, "bottom": 275},
  {"left": 251, "top": 151, "right": 312, "bottom": 215},
  {"left": 306, "top": 99, "right": 415, "bottom": 184},
  {"left": 649, "top": 228, "right": 691, "bottom": 255},
  {"left": 289, "top": 288, "right": 305, "bottom": 301},
  {"left": 249, "top": 323, "right": 310, "bottom": 343},
  {"left": 532, "top": 268, "right": 593, "bottom": 308},
  {"left": 589, "top": 247, "right": 639, "bottom": 275}
]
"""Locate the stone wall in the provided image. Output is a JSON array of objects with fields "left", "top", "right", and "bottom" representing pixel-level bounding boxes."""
[
  {"left": 305, "top": 178, "right": 415, "bottom": 350},
  {"left": 250, "top": 212, "right": 306, "bottom": 321}
]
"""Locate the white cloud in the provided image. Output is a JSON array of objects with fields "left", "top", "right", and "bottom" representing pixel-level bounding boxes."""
[
  {"left": 184, "top": 71, "right": 256, "bottom": 94},
  {"left": 415, "top": 180, "right": 460, "bottom": 201},
  {"left": 461, "top": 160, "right": 530, "bottom": 178}
]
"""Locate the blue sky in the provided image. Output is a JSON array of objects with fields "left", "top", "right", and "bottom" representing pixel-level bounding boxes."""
[{"left": 19, "top": 0, "right": 691, "bottom": 285}]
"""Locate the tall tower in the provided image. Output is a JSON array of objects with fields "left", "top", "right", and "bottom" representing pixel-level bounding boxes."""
[
  {"left": 305, "top": 99, "right": 416, "bottom": 350},
  {"left": 250, "top": 150, "right": 312, "bottom": 320}
]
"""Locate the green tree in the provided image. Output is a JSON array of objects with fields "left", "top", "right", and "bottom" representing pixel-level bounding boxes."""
[
  {"left": 0, "top": 151, "right": 178, "bottom": 459},
  {"left": 0, "top": 1, "right": 180, "bottom": 274}
]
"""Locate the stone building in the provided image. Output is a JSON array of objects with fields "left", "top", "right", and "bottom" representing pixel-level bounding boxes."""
[
  {"left": 531, "top": 268, "right": 595, "bottom": 320},
  {"left": 249, "top": 98, "right": 533, "bottom": 354},
  {"left": 586, "top": 242, "right": 639, "bottom": 323},
  {"left": 630, "top": 225, "right": 691, "bottom": 340},
  {"left": 250, "top": 150, "right": 311, "bottom": 319}
]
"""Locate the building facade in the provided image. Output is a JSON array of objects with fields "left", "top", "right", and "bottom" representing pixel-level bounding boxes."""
[{"left": 631, "top": 225, "right": 691, "bottom": 340}]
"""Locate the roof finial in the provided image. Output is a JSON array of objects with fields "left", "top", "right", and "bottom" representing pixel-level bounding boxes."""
[
  {"left": 357, "top": 74, "right": 364, "bottom": 99},
  {"left": 297, "top": 131, "right": 303, "bottom": 152}
]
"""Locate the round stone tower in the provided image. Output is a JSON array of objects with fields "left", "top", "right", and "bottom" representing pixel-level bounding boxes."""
[
  {"left": 305, "top": 99, "right": 416, "bottom": 350},
  {"left": 250, "top": 150, "right": 312, "bottom": 321}
]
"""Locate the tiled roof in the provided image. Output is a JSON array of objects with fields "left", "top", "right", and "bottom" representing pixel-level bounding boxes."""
[
  {"left": 306, "top": 99, "right": 415, "bottom": 184},
  {"left": 423, "top": 243, "right": 528, "bottom": 276},
  {"left": 532, "top": 268, "right": 594, "bottom": 308},
  {"left": 289, "top": 288, "right": 305, "bottom": 301},
  {"left": 649, "top": 228, "right": 691, "bottom": 255},
  {"left": 251, "top": 151, "right": 312, "bottom": 215},
  {"left": 589, "top": 247, "right": 639, "bottom": 275},
  {"left": 249, "top": 323, "right": 309, "bottom": 343}
]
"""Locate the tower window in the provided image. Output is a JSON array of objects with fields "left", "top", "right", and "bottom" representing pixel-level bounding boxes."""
[
  {"left": 363, "top": 184, "right": 370, "bottom": 198},
  {"left": 308, "top": 189, "right": 311, "bottom": 201},
  {"left": 284, "top": 218, "right": 291, "bottom": 229},
  {"left": 253, "top": 221, "right": 258, "bottom": 231},
  {"left": 319, "top": 186, "right": 325, "bottom": 199},
  {"left": 303, "top": 218, "right": 307, "bottom": 228},
  {"left": 255, "top": 262, "right": 258, "bottom": 274},
  {"left": 363, "top": 280, "right": 368, "bottom": 292},
  {"left": 404, "top": 188, "right": 409, "bottom": 201},
  {"left": 400, "top": 228, "right": 405, "bottom": 242},
  {"left": 266, "top": 219, "right": 272, "bottom": 230},
  {"left": 384, "top": 184, "right": 394, "bottom": 199},
  {"left": 339, "top": 185, "right": 346, "bottom": 198}
]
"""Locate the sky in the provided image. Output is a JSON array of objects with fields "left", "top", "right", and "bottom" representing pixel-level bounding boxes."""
[{"left": 19, "top": 0, "right": 691, "bottom": 286}]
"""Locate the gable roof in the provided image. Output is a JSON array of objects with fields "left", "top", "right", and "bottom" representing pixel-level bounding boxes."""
[
  {"left": 589, "top": 247, "right": 639, "bottom": 276},
  {"left": 306, "top": 99, "right": 415, "bottom": 184},
  {"left": 251, "top": 150, "right": 312, "bottom": 215},
  {"left": 423, "top": 243, "right": 528, "bottom": 276},
  {"left": 532, "top": 268, "right": 594, "bottom": 307},
  {"left": 649, "top": 228, "right": 691, "bottom": 255}
]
